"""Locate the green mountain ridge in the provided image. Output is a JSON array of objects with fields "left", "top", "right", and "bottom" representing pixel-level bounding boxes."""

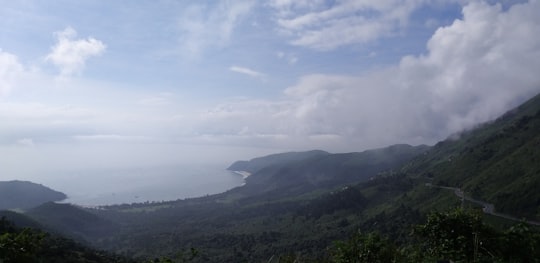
[
  {"left": 227, "top": 150, "right": 330, "bottom": 173},
  {"left": 26, "top": 202, "right": 119, "bottom": 242},
  {"left": 0, "top": 216, "right": 135, "bottom": 263},
  {"left": 0, "top": 181, "right": 67, "bottom": 210},
  {"left": 401, "top": 92, "right": 540, "bottom": 220},
  {"left": 229, "top": 144, "right": 430, "bottom": 199},
  {"left": 0, "top": 210, "right": 43, "bottom": 229}
]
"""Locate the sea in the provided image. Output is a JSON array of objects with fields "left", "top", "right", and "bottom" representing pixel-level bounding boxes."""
[{"left": 41, "top": 164, "right": 245, "bottom": 206}]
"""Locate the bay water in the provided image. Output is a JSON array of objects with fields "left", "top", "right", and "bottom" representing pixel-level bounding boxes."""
[{"left": 43, "top": 164, "right": 245, "bottom": 206}]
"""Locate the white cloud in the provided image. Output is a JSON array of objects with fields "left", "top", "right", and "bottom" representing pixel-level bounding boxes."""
[
  {"left": 270, "top": 0, "right": 440, "bottom": 50},
  {"left": 398, "top": 1, "right": 540, "bottom": 131},
  {"left": 269, "top": 0, "right": 324, "bottom": 10},
  {"left": 0, "top": 50, "right": 24, "bottom": 96},
  {"left": 0, "top": 102, "right": 99, "bottom": 146},
  {"left": 276, "top": 51, "right": 298, "bottom": 64},
  {"left": 0, "top": 102, "right": 96, "bottom": 120},
  {"left": 178, "top": 1, "right": 254, "bottom": 56},
  {"left": 268, "top": 0, "right": 326, "bottom": 17},
  {"left": 45, "top": 27, "right": 106, "bottom": 76},
  {"left": 2, "top": 1, "right": 539, "bottom": 155},
  {"left": 188, "top": 1, "right": 540, "bottom": 151},
  {"left": 72, "top": 134, "right": 154, "bottom": 143},
  {"left": 229, "top": 66, "right": 265, "bottom": 78}
]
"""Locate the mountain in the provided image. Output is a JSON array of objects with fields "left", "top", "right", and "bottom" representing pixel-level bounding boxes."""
[
  {"left": 0, "top": 181, "right": 67, "bottom": 210},
  {"left": 229, "top": 144, "right": 430, "bottom": 198},
  {"left": 0, "top": 217, "right": 135, "bottom": 263},
  {"left": 401, "top": 92, "right": 540, "bottom": 220},
  {"left": 227, "top": 150, "right": 330, "bottom": 173},
  {"left": 25, "top": 202, "right": 118, "bottom": 241},
  {"left": 0, "top": 210, "right": 43, "bottom": 229}
]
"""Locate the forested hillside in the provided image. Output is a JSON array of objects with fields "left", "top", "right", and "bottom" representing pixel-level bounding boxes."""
[
  {"left": 227, "top": 144, "right": 429, "bottom": 199},
  {"left": 26, "top": 202, "right": 119, "bottom": 241},
  {"left": 0, "top": 216, "right": 135, "bottom": 263},
  {"left": 227, "top": 150, "right": 330, "bottom": 174},
  {"left": 16, "top": 144, "right": 431, "bottom": 261},
  {"left": 401, "top": 92, "right": 540, "bottom": 220}
]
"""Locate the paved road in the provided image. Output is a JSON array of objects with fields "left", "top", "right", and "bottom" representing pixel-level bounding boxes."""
[{"left": 425, "top": 183, "right": 540, "bottom": 226}]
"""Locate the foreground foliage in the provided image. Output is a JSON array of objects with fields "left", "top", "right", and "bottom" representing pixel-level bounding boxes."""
[
  {"left": 144, "top": 208, "right": 540, "bottom": 263},
  {"left": 0, "top": 217, "right": 134, "bottom": 263},
  {"left": 329, "top": 209, "right": 540, "bottom": 263}
]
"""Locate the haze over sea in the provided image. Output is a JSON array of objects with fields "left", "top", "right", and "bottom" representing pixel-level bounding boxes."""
[
  {"left": 51, "top": 165, "right": 245, "bottom": 206},
  {"left": 0, "top": 143, "right": 277, "bottom": 206}
]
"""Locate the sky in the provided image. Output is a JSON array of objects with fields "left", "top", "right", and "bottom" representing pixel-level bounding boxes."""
[{"left": 1, "top": 0, "right": 540, "bottom": 180}]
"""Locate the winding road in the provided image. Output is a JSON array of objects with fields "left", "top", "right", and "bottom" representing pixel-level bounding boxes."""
[{"left": 425, "top": 183, "right": 540, "bottom": 226}]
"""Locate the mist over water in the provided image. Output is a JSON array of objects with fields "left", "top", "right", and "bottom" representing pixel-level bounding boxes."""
[
  {"left": 0, "top": 143, "right": 280, "bottom": 206},
  {"left": 49, "top": 165, "right": 245, "bottom": 206}
]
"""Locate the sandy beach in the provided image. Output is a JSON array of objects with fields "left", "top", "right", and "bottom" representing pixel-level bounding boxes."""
[{"left": 232, "top": 171, "right": 251, "bottom": 179}]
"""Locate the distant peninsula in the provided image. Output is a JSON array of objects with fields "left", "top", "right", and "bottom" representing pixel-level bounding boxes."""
[
  {"left": 227, "top": 150, "right": 330, "bottom": 174},
  {"left": 0, "top": 180, "right": 67, "bottom": 210}
]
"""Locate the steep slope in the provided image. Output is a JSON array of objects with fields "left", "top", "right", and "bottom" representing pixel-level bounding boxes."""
[
  {"left": 0, "top": 181, "right": 67, "bottom": 210},
  {"left": 0, "top": 217, "right": 135, "bottom": 263},
  {"left": 402, "top": 92, "right": 540, "bottom": 219},
  {"left": 0, "top": 210, "right": 43, "bottom": 229},
  {"left": 25, "top": 202, "right": 118, "bottom": 241}
]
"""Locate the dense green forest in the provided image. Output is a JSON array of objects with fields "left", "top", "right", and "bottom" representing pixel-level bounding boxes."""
[
  {"left": 3, "top": 208, "right": 539, "bottom": 262},
  {"left": 0, "top": 216, "right": 135, "bottom": 263},
  {"left": 2, "top": 92, "right": 540, "bottom": 262}
]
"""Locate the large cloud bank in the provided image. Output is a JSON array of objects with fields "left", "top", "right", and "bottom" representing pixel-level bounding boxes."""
[{"left": 196, "top": 1, "right": 540, "bottom": 150}]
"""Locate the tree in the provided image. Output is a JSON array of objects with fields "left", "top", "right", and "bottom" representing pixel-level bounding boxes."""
[
  {"left": 330, "top": 231, "right": 399, "bottom": 263},
  {"left": 500, "top": 222, "right": 540, "bottom": 262},
  {"left": 413, "top": 208, "right": 499, "bottom": 262},
  {"left": 0, "top": 227, "right": 45, "bottom": 263}
]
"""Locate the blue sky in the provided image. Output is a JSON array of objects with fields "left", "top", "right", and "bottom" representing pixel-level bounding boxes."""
[{"left": 1, "top": 0, "right": 540, "bottom": 180}]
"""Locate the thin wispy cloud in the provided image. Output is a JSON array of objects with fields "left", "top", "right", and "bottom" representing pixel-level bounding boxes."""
[
  {"left": 16, "top": 138, "right": 35, "bottom": 147},
  {"left": 229, "top": 66, "right": 265, "bottom": 78},
  {"left": 276, "top": 51, "right": 298, "bottom": 64},
  {"left": 73, "top": 134, "right": 154, "bottom": 143},
  {"left": 270, "top": 0, "right": 433, "bottom": 50},
  {"left": 0, "top": 50, "right": 24, "bottom": 96},
  {"left": 139, "top": 93, "right": 174, "bottom": 106},
  {"left": 178, "top": 1, "right": 254, "bottom": 57}
]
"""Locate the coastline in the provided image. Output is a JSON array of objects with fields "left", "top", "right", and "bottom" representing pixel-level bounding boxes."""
[
  {"left": 51, "top": 166, "right": 246, "bottom": 206},
  {"left": 232, "top": 170, "right": 251, "bottom": 179}
]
